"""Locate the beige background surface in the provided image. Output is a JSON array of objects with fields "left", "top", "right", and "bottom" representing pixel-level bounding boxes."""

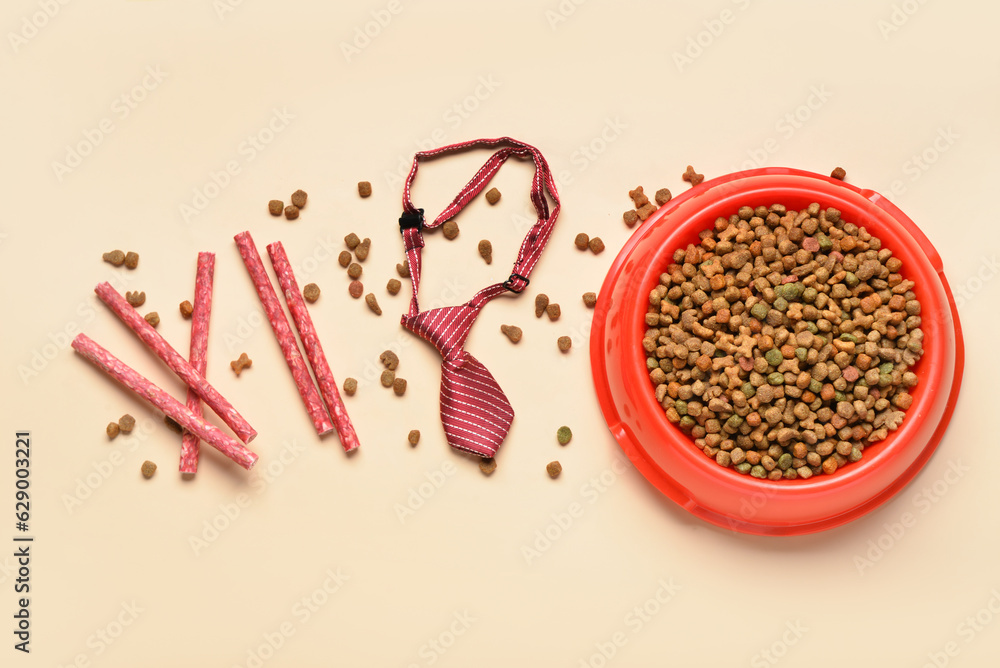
[{"left": 2, "top": 1, "right": 998, "bottom": 666}]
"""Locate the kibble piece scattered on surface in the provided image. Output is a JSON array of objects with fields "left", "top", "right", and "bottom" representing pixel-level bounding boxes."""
[
  {"left": 574, "top": 233, "right": 590, "bottom": 250},
  {"left": 442, "top": 221, "right": 459, "bottom": 240},
  {"left": 546, "top": 303, "right": 561, "bottom": 321},
  {"left": 485, "top": 187, "right": 501, "bottom": 204},
  {"left": 831, "top": 166, "right": 847, "bottom": 180},
  {"left": 636, "top": 203, "right": 657, "bottom": 221},
  {"left": 408, "top": 429, "right": 421, "bottom": 446},
  {"left": 557, "top": 426, "right": 573, "bottom": 445},
  {"left": 387, "top": 278, "right": 401, "bottom": 295},
  {"left": 343, "top": 378, "right": 358, "bottom": 396},
  {"left": 268, "top": 200, "right": 283, "bottom": 216},
  {"left": 380, "top": 369, "right": 395, "bottom": 387},
  {"left": 358, "top": 181, "right": 372, "bottom": 198},
  {"left": 106, "top": 422, "right": 120, "bottom": 439},
  {"left": 478, "top": 239, "right": 493, "bottom": 264},
  {"left": 348, "top": 281, "right": 364, "bottom": 299},
  {"left": 119, "top": 414, "right": 136, "bottom": 433},
  {"left": 144, "top": 312, "right": 160, "bottom": 328},
  {"left": 396, "top": 262, "right": 410, "bottom": 278},
  {"left": 179, "top": 300, "right": 193, "bottom": 317},
  {"left": 338, "top": 250, "right": 352, "bottom": 267},
  {"left": 629, "top": 186, "right": 650, "bottom": 208},
  {"left": 379, "top": 350, "right": 400, "bottom": 370},
  {"left": 355, "top": 238, "right": 371, "bottom": 261},
  {"left": 291, "top": 189, "right": 307, "bottom": 208},
  {"left": 164, "top": 415, "right": 183, "bottom": 434},
  {"left": 393, "top": 377, "right": 407, "bottom": 396},
  {"left": 141, "top": 460, "right": 157, "bottom": 478},
  {"left": 623, "top": 211, "right": 639, "bottom": 228},
  {"left": 682, "top": 165, "right": 704, "bottom": 186},
  {"left": 589, "top": 237, "right": 605, "bottom": 254},
  {"left": 345, "top": 233, "right": 361, "bottom": 250},
  {"left": 303, "top": 283, "right": 320, "bottom": 303},
  {"left": 347, "top": 263, "right": 363, "bottom": 280},
  {"left": 124, "top": 251, "right": 139, "bottom": 269},
  {"left": 230, "top": 352, "right": 252, "bottom": 376},
  {"left": 283, "top": 205, "right": 299, "bottom": 220},
  {"left": 126, "top": 291, "right": 146, "bottom": 307},
  {"left": 557, "top": 336, "right": 572, "bottom": 352},
  {"left": 546, "top": 461, "right": 562, "bottom": 478},
  {"left": 500, "top": 324, "right": 522, "bottom": 343},
  {"left": 582, "top": 292, "right": 597, "bottom": 308},
  {"left": 655, "top": 188, "right": 672, "bottom": 206},
  {"left": 480, "top": 458, "right": 497, "bottom": 475},
  {"left": 535, "top": 293, "right": 549, "bottom": 318},
  {"left": 103, "top": 250, "right": 126, "bottom": 266},
  {"left": 365, "top": 293, "right": 382, "bottom": 315}
]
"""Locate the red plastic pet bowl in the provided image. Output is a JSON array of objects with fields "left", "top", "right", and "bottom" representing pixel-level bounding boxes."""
[{"left": 590, "top": 168, "right": 964, "bottom": 536}]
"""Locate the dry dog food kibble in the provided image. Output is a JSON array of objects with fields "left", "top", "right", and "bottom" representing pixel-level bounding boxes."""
[
  {"left": 546, "top": 461, "right": 562, "bottom": 478},
  {"left": 396, "top": 262, "right": 410, "bottom": 278},
  {"left": 345, "top": 233, "right": 361, "bottom": 250},
  {"left": 284, "top": 205, "right": 299, "bottom": 220},
  {"left": 387, "top": 278, "right": 401, "bottom": 295},
  {"left": 629, "top": 186, "right": 650, "bottom": 208},
  {"left": 365, "top": 293, "right": 382, "bottom": 315},
  {"left": 106, "top": 422, "right": 120, "bottom": 439},
  {"left": 408, "top": 429, "right": 421, "bottom": 446},
  {"left": 485, "top": 187, "right": 501, "bottom": 204},
  {"left": 343, "top": 378, "right": 358, "bottom": 396},
  {"left": 291, "top": 189, "right": 307, "bottom": 208},
  {"left": 380, "top": 350, "right": 399, "bottom": 370},
  {"left": 393, "top": 378, "right": 407, "bottom": 396},
  {"left": 339, "top": 251, "right": 352, "bottom": 267},
  {"left": 380, "top": 369, "right": 395, "bottom": 387},
  {"left": 103, "top": 250, "right": 126, "bottom": 266},
  {"left": 126, "top": 291, "right": 146, "bottom": 307},
  {"left": 500, "top": 324, "right": 522, "bottom": 343},
  {"left": 119, "top": 414, "right": 136, "bottom": 433},
  {"left": 575, "top": 233, "right": 590, "bottom": 250},
  {"left": 546, "top": 303, "right": 561, "bottom": 321},
  {"left": 589, "top": 237, "right": 605, "bottom": 254},
  {"left": 831, "top": 167, "right": 847, "bottom": 181},
  {"left": 583, "top": 292, "right": 597, "bottom": 308},
  {"left": 303, "top": 283, "right": 320, "bottom": 303},
  {"left": 682, "top": 165, "right": 704, "bottom": 187},
  {"left": 124, "top": 251, "right": 139, "bottom": 269},
  {"left": 642, "top": 201, "right": 924, "bottom": 481},
  {"left": 348, "top": 281, "right": 364, "bottom": 299},
  {"left": 358, "top": 181, "right": 372, "bottom": 197},
  {"left": 144, "top": 312, "right": 160, "bottom": 328},
  {"left": 535, "top": 293, "right": 549, "bottom": 318},
  {"left": 480, "top": 457, "right": 497, "bottom": 475},
  {"left": 347, "top": 263, "right": 363, "bottom": 280},
  {"left": 355, "top": 238, "right": 371, "bottom": 261},
  {"left": 557, "top": 426, "right": 572, "bottom": 445},
  {"left": 655, "top": 188, "right": 672, "bottom": 206},
  {"left": 268, "top": 200, "right": 284, "bottom": 216},
  {"left": 557, "top": 336, "right": 572, "bottom": 352},
  {"left": 230, "top": 352, "right": 252, "bottom": 376},
  {"left": 179, "top": 300, "right": 193, "bottom": 318},
  {"left": 623, "top": 210, "right": 639, "bottom": 228},
  {"left": 442, "top": 221, "right": 459, "bottom": 240},
  {"left": 636, "top": 203, "right": 657, "bottom": 221},
  {"left": 141, "top": 460, "right": 157, "bottom": 478},
  {"left": 478, "top": 239, "right": 493, "bottom": 264}
]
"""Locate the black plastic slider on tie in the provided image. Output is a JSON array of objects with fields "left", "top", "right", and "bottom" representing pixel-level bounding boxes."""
[
  {"left": 503, "top": 272, "right": 530, "bottom": 293},
  {"left": 399, "top": 208, "right": 424, "bottom": 232}
]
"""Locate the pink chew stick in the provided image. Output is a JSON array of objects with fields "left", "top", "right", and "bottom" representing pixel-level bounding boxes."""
[
  {"left": 234, "top": 231, "right": 335, "bottom": 436},
  {"left": 72, "top": 334, "right": 258, "bottom": 471},
  {"left": 267, "top": 241, "right": 360, "bottom": 452},
  {"left": 94, "top": 281, "right": 257, "bottom": 444},
  {"left": 180, "top": 252, "right": 215, "bottom": 473}
]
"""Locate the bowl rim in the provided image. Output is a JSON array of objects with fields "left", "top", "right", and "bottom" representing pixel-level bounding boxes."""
[{"left": 589, "top": 167, "right": 965, "bottom": 536}]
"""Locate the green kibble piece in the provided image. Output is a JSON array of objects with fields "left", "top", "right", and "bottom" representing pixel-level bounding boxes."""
[
  {"left": 773, "top": 296, "right": 789, "bottom": 312},
  {"left": 809, "top": 379, "right": 823, "bottom": 394},
  {"left": 802, "top": 287, "right": 818, "bottom": 303},
  {"left": 765, "top": 349, "right": 783, "bottom": 366},
  {"left": 795, "top": 347, "right": 808, "bottom": 362},
  {"left": 839, "top": 333, "right": 859, "bottom": 343},
  {"left": 556, "top": 426, "right": 573, "bottom": 445},
  {"left": 783, "top": 283, "right": 804, "bottom": 300},
  {"left": 818, "top": 234, "right": 833, "bottom": 251},
  {"left": 741, "top": 382, "right": 756, "bottom": 398},
  {"left": 844, "top": 272, "right": 859, "bottom": 288},
  {"left": 750, "top": 465, "right": 767, "bottom": 479},
  {"left": 647, "top": 357, "right": 659, "bottom": 370},
  {"left": 879, "top": 373, "right": 892, "bottom": 387},
  {"left": 849, "top": 447, "right": 863, "bottom": 463},
  {"left": 777, "top": 453, "right": 793, "bottom": 470},
  {"left": 806, "top": 322, "right": 819, "bottom": 334},
  {"left": 751, "top": 302, "right": 769, "bottom": 320},
  {"left": 679, "top": 416, "right": 696, "bottom": 430},
  {"left": 768, "top": 372, "right": 784, "bottom": 386},
  {"left": 674, "top": 401, "right": 688, "bottom": 416},
  {"left": 834, "top": 391, "right": 847, "bottom": 403},
  {"left": 880, "top": 362, "right": 895, "bottom": 374},
  {"left": 725, "top": 414, "right": 744, "bottom": 430},
  {"left": 735, "top": 462, "right": 752, "bottom": 474}
]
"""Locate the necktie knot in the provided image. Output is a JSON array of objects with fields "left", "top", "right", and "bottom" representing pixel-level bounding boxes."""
[{"left": 401, "top": 304, "right": 479, "bottom": 362}]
